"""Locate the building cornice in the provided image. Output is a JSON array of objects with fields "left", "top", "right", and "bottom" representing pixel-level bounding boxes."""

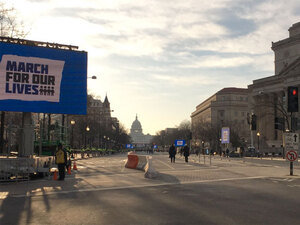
[{"left": 271, "top": 34, "right": 300, "bottom": 51}]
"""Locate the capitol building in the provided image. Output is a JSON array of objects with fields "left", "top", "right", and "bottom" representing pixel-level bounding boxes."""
[{"left": 130, "top": 115, "right": 153, "bottom": 147}]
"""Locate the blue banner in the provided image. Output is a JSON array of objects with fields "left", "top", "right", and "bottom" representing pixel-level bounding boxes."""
[
  {"left": 221, "top": 127, "right": 230, "bottom": 144},
  {"left": 0, "top": 41, "right": 87, "bottom": 114},
  {"left": 175, "top": 140, "right": 185, "bottom": 147}
]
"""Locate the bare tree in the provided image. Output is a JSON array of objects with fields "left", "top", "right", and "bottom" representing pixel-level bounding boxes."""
[
  {"left": 151, "top": 120, "right": 192, "bottom": 150},
  {"left": 0, "top": 3, "right": 28, "bottom": 154},
  {"left": 0, "top": 2, "right": 27, "bottom": 38},
  {"left": 114, "top": 123, "right": 131, "bottom": 148},
  {"left": 253, "top": 93, "right": 289, "bottom": 131},
  {"left": 192, "top": 118, "right": 246, "bottom": 154}
]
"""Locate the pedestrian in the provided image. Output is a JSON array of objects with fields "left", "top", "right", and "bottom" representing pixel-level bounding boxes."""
[
  {"left": 183, "top": 144, "right": 190, "bottom": 163},
  {"left": 169, "top": 144, "right": 176, "bottom": 163},
  {"left": 55, "top": 143, "right": 67, "bottom": 181},
  {"left": 226, "top": 148, "right": 230, "bottom": 158}
]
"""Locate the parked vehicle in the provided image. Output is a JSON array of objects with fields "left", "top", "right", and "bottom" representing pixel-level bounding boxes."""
[
  {"left": 229, "top": 151, "right": 240, "bottom": 157},
  {"left": 245, "top": 146, "right": 259, "bottom": 157}
]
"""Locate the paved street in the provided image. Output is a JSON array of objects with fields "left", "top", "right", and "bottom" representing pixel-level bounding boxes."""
[{"left": 1, "top": 153, "right": 300, "bottom": 225}]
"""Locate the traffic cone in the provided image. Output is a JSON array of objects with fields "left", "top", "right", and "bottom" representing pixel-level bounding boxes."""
[
  {"left": 53, "top": 171, "right": 58, "bottom": 180},
  {"left": 67, "top": 165, "right": 71, "bottom": 175},
  {"left": 73, "top": 161, "right": 78, "bottom": 170}
]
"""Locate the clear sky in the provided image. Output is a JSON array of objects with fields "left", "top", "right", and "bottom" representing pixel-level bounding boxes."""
[{"left": 5, "top": 0, "right": 300, "bottom": 135}]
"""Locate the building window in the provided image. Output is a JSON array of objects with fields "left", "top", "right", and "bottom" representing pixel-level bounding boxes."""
[{"left": 235, "top": 111, "right": 238, "bottom": 116}]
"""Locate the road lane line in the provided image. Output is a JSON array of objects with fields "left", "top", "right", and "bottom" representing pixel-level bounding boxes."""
[
  {"left": 156, "top": 159, "right": 175, "bottom": 169},
  {"left": 11, "top": 175, "right": 269, "bottom": 198}
]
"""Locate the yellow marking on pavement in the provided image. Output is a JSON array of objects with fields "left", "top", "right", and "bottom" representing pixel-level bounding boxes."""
[
  {"left": 0, "top": 192, "right": 8, "bottom": 200},
  {"left": 30, "top": 187, "right": 59, "bottom": 194}
]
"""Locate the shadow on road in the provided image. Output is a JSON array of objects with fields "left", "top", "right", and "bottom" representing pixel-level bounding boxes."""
[
  {"left": 152, "top": 172, "right": 181, "bottom": 184},
  {"left": 0, "top": 174, "right": 81, "bottom": 225}
]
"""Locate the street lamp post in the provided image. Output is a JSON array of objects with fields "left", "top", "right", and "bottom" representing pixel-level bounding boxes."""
[
  {"left": 103, "top": 135, "right": 106, "bottom": 149},
  {"left": 219, "top": 138, "right": 222, "bottom": 156},
  {"left": 257, "top": 132, "right": 260, "bottom": 153},
  {"left": 85, "top": 126, "right": 90, "bottom": 148},
  {"left": 70, "top": 120, "right": 75, "bottom": 148}
]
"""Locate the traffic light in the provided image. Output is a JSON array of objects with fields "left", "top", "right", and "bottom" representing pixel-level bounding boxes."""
[
  {"left": 251, "top": 114, "right": 257, "bottom": 130},
  {"left": 288, "top": 86, "right": 299, "bottom": 112}
]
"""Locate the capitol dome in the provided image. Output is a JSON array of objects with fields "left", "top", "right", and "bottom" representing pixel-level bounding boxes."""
[
  {"left": 131, "top": 115, "right": 142, "bottom": 130},
  {"left": 130, "top": 114, "right": 153, "bottom": 146}
]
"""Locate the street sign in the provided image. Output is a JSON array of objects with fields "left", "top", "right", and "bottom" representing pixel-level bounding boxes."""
[
  {"left": 283, "top": 132, "right": 299, "bottom": 176},
  {"left": 286, "top": 150, "right": 298, "bottom": 162},
  {"left": 283, "top": 132, "right": 299, "bottom": 151},
  {"left": 126, "top": 144, "right": 133, "bottom": 149},
  {"left": 175, "top": 140, "right": 185, "bottom": 147},
  {"left": 221, "top": 127, "right": 230, "bottom": 144}
]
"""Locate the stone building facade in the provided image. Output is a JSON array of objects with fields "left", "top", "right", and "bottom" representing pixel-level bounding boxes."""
[
  {"left": 248, "top": 22, "right": 300, "bottom": 152},
  {"left": 191, "top": 87, "right": 250, "bottom": 149},
  {"left": 67, "top": 94, "right": 119, "bottom": 148}
]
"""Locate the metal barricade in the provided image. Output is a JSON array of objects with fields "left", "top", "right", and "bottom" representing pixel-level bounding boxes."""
[{"left": 0, "top": 158, "right": 34, "bottom": 182}]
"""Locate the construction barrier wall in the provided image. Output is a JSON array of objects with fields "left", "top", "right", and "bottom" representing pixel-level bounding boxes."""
[
  {"left": 136, "top": 156, "right": 148, "bottom": 170},
  {"left": 125, "top": 152, "right": 158, "bottom": 178},
  {"left": 125, "top": 152, "right": 139, "bottom": 169}
]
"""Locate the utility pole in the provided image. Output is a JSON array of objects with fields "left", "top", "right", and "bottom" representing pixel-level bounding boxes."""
[
  {"left": 0, "top": 111, "right": 5, "bottom": 154},
  {"left": 61, "top": 114, "right": 65, "bottom": 142}
]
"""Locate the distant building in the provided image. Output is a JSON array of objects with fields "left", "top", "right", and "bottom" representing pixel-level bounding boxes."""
[
  {"left": 191, "top": 87, "right": 250, "bottom": 149},
  {"left": 88, "top": 94, "right": 117, "bottom": 131},
  {"left": 130, "top": 115, "right": 153, "bottom": 147},
  {"left": 67, "top": 94, "right": 119, "bottom": 148},
  {"left": 165, "top": 128, "right": 178, "bottom": 134}
]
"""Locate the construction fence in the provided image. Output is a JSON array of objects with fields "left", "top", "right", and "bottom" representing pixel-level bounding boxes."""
[{"left": 0, "top": 156, "right": 56, "bottom": 182}]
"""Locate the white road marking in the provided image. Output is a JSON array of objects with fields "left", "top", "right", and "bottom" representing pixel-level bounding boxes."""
[
  {"left": 156, "top": 159, "right": 175, "bottom": 170},
  {"left": 12, "top": 175, "right": 269, "bottom": 198},
  {"left": 288, "top": 184, "right": 300, "bottom": 188}
]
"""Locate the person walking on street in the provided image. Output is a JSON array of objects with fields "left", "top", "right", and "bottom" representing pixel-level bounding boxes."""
[
  {"left": 169, "top": 144, "right": 176, "bottom": 163},
  {"left": 226, "top": 148, "right": 230, "bottom": 158},
  {"left": 183, "top": 144, "right": 190, "bottom": 163},
  {"left": 55, "top": 143, "right": 67, "bottom": 180}
]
